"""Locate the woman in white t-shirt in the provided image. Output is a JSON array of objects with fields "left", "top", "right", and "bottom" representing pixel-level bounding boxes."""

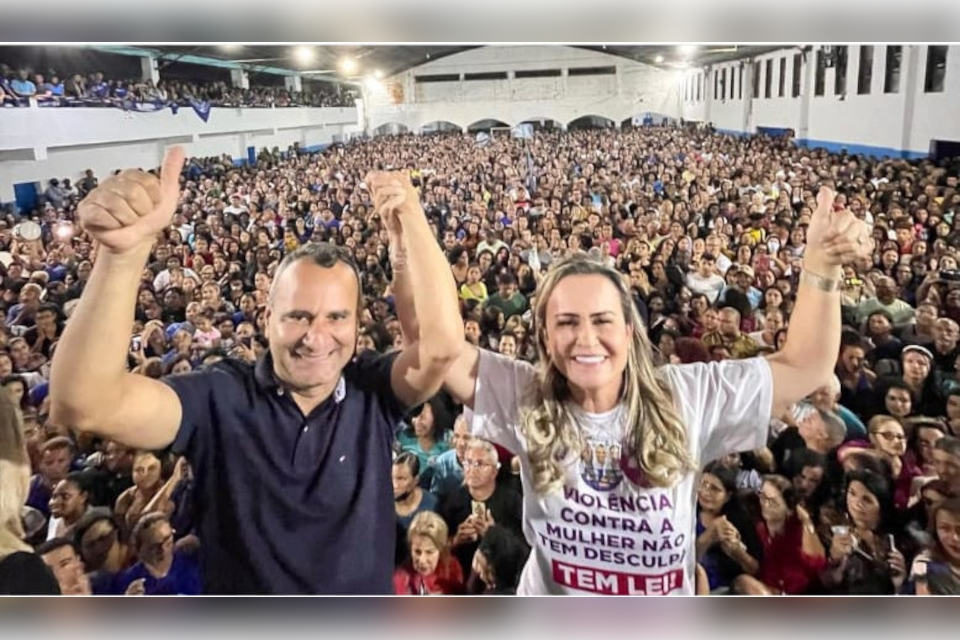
[{"left": 438, "top": 188, "right": 870, "bottom": 595}]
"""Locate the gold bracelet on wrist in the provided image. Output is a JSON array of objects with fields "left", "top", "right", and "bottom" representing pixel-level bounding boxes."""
[{"left": 800, "top": 269, "right": 841, "bottom": 293}]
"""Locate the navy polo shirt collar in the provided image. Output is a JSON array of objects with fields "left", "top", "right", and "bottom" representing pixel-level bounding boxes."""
[{"left": 254, "top": 352, "right": 346, "bottom": 404}]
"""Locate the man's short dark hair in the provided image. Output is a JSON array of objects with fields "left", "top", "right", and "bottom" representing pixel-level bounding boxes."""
[
  {"left": 867, "top": 308, "right": 895, "bottom": 324},
  {"left": 41, "top": 436, "right": 75, "bottom": 455},
  {"left": 840, "top": 329, "right": 868, "bottom": 351},
  {"left": 784, "top": 447, "right": 827, "bottom": 478},
  {"left": 72, "top": 507, "right": 115, "bottom": 550},
  {"left": 498, "top": 272, "right": 517, "bottom": 287},
  {"left": 200, "top": 348, "right": 228, "bottom": 364},
  {"left": 37, "top": 303, "right": 60, "bottom": 317},
  {"left": 36, "top": 537, "right": 76, "bottom": 557},
  {"left": 701, "top": 253, "right": 717, "bottom": 262}
]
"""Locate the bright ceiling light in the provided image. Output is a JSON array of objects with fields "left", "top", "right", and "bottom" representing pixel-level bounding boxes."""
[
  {"left": 677, "top": 45, "right": 698, "bottom": 56},
  {"left": 364, "top": 76, "right": 383, "bottom": 92},
  {"left": 339, "top": 56, "right": 358, "bottom": 75},
  {"left": 654, "top": 55, "right": 664, "bottom": 64},
  {"left": 293, "top": 46, "right": 315, "bottom": 65},
  {"left": 220, "top": 45, "right": 242, "bottom": 53},
  {"left": 373, "top": 69, "right": 384, "bottom": 79}
]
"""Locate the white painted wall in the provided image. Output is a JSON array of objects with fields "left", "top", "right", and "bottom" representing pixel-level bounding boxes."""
[
  {"left": 365, "top": 46, "right": 682, "bottom": 132},
  {"left": 0, "top": 106, "right": 360, "bottom": 202},
  {"left": 749, "top": 52, "right": 805, "bottom": 135},
  {"left": 806, "top": 46, "right": 909, "bottom": 151},
  {"left": 680, "top": 45, "right": 960, "bottom": 157},
  {"left": 905, "top": 45, "right": 960, "bottom": 153}
]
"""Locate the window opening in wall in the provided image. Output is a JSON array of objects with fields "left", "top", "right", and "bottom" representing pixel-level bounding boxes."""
[
  {"left": 514, "top": 69, "right": 562, "bottom": 78},
  {"left": 463, "top": 71, "right": 508, "bottom": 81},
  {"left": 858, "top": 45, "right": 873, "bottom": 94},
  {"left": 415, "top": 73, "right": 460, "bottom": 83},
  {"left": 815, "top": 49, "right": 825, "bottom": 96},
  {"left": 884, "top": 45, "right": 902, "bottom": 93},
  {"left": 924, "top": 45, "right": 948, "bottom": 93},
  {"left": 792, "top": 53, "right": 802, "bottom": 97},
  {"left": 567, "top": 66, "right": 616, "bottom": 76},
  {"left": 834, "top": 46, "right": 848, "bottom": 95},
  {"left": 778, "top": 57, "right": 786, "bottom": 97}
]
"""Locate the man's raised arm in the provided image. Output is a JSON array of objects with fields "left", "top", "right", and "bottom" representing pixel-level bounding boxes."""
[
  {"left": 50, "top": 148, "right": 187, "bottom": 450},
  {"left": 366, "top": 171, "right": 463, "bottom": 407}
]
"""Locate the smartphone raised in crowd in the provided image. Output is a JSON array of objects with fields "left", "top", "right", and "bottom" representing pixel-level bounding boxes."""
[{"left": 471, "top": 500, "right": 487, "bottom": 519}]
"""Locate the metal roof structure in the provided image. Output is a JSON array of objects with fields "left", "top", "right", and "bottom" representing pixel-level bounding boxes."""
[{"left": 0, "top": 45, "right": 789, "bottom": 83}]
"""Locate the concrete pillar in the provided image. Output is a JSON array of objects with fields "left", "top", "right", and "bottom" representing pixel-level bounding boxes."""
[
  {"left": 355, "top": 97, "right": 366, "bottom": 132},
  {"left": 140, "top": 56, "right": 159, "bottom": 84},
  {"left": 703, "top": 66, "right": 713, "bottom": 125},
  {"left": 284, "top": 75, "right": 302, "bottom": 93},
  {"left": 230, "top": 68, "right": 249, "bottom": 90},
  {"left": 0, "top": 182, "right": 15, "bottom": 204},
  {"left": 798, "top": 48, "right": 816, "bottom": 143},
  {"left": 741, "top": 62, "right": 753, "bottom": 133},
  {"left": 899, "top": 46, "right": 920, "bottom": 156}
]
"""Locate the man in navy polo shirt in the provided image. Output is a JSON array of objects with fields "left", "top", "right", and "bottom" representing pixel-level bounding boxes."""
[{"left": 49, "top": 147, "right": 464, "bottom": 593}]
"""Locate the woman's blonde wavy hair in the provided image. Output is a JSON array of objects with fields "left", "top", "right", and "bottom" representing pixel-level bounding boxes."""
[
  {"left": 407, "top": 510, "right": 450, "bottom": 555},
  {"left": 0, "top": 387, "right": 30, "bottom": 560},
  {"left": 521, "top": 253, "right": 694, "bottom": 494}
]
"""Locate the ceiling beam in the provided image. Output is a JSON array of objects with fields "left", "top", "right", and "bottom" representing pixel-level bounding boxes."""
[{"left": 88, "top": 45, "right": 351, "bottom": 84}]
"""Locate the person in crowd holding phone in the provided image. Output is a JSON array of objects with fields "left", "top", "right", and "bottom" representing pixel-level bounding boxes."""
[
  {"left": 821, "top": 469, "right": 907, "bottom": 594},
  {"left": 909, "top": 497, "right": 960, "bottom": 595},
  {"left": 439, "top": 439, "right": 524, "bottom": 576}
]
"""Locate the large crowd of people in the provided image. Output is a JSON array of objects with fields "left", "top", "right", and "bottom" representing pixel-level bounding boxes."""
[
  {"left": 1, "top": 121, "right": 960, "bottom": 595},
  {"left": 0, "top": 63, "right": 358, "bottom": 108}
]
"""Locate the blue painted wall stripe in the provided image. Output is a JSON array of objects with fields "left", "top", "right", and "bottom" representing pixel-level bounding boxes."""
[
  {"left": 711, "top": 128, "right": 928, "bottom": 159},
  {"left": 796, "top": 138, "right": 928, "bottom": 160}
]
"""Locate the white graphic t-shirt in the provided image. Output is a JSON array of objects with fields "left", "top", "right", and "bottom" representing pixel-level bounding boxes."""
[{"left": 470, "top": 349, "right": 773, "bottom": 595}]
